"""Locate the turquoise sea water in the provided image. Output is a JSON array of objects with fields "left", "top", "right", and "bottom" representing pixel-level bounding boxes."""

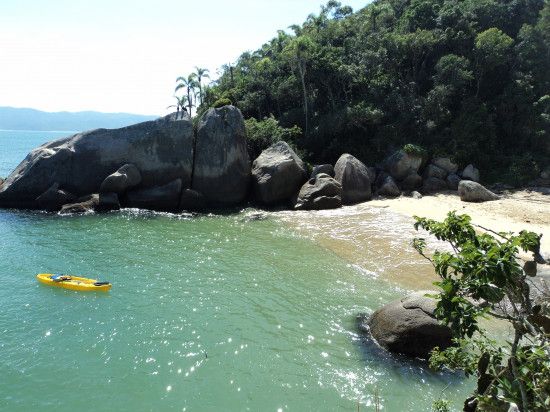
[{"left": 0, "top": 131, "right": 472, "bottom": 411}]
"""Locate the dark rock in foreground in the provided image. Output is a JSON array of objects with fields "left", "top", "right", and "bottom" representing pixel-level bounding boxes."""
[
  {"left": 192, "top": 106, "right": 250, "bottom": 206},
  {"left": 252, "top": 141, "right": 307, "bottom": 205},
  {"left": 0, "top": 114, "right": 194, "bottom": 209},
  {"left": 294, "top": 173, "right": 342, "bottom": 210},
  {"left": 360, "top": 292, "right": 452, "bottom": 359},
  {"left": 334, "top": 154, "right": 372, "bottom": 204}
]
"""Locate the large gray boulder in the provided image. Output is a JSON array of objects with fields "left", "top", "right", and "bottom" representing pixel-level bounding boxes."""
[
  {"left": 360, "top": 292, "right": 453, "bottom": 358},
  {"left": 0, "top": 114, "right": 193, "bottom": 209},
  {"left": 99, "top": 164, "right": 141, "bottom": 194},
  {"left": 294, "top": 173, "right": 342, "bottom": 210},
  {"left": 432, "top": 157, "right": 458, "bottom": 174},
  {"left": 458, "top": 181, "right": 500, "bottom": 202},
  {"left": 382, "top": 150, "right": 423, "bottom": 181},
  {"left": 334, "top": 154, "right": 372, "bottom": 204},
  {"left": 35, "top": 183, "right": 76, "bottom": 211},
  {"left": 126, "top": 179, "right": 182, "bottom": 211},
  {"left": 192, "top": 106, "right": 250, "bottom": 205},
  {"left": 252, "top": 141, "right": 307, "bottom": 205},
  {"left": 462, "top": 164, "right": 480, "bottom": 182}
]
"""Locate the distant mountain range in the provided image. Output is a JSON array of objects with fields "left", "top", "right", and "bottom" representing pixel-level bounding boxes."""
[{"left": 0, "top": 106, "right": 158, "bottom": 131}]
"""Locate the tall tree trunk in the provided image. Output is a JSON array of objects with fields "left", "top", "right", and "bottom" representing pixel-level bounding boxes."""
[{"left": 299, "top": 62, "right": 308, "bottom": 137}]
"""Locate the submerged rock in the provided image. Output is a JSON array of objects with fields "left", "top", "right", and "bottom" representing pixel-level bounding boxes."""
[
  {"left": 458, "top": 181, "right": 500, "bottom": 202},
  {"left": 252, "top": 141, "right": 307, "bottom": 205},
  {"left": 334, "top": 154, "right": 372, "bottom": 204},
  {"left": 0, "top": 114, "right": 194, "bottom": 209},
  {"left": 360, "top": 292, "right": 452, "bottom": 359},
  {"left": 294, "top": 173, "right": 342, "bottom": 210},
  {"left": 192, "top": 106, "right": 250, "bottom": 206}
]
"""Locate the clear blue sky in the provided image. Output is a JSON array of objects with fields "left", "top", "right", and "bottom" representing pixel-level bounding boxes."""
[{"left": 0, "top": 0, "right": 369, "bottom": 115}]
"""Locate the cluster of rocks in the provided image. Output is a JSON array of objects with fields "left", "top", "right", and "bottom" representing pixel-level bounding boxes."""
[
  {"left": 0, "top": 105, "right": 504, "bottom": 213},
  {"left": 0, "top": 106, "right": 250, "bottom": 213}
]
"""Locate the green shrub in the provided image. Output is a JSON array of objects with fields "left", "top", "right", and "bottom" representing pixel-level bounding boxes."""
[
  {"left": 403, "top": 143, "right": 427, "bottom": 158},
  {"left": 212, "top": 98, "right": 232, "bottom": 108},
  {"left": 245, "top": 116, "right": 302, "bottom": 160},
  {"left": 506, "top": 155, "right": 540, "bottom": 187}
]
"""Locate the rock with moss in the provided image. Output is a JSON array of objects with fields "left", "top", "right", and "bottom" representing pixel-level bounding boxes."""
[{"left": 382, "top": 149, "right": 423, "bottom": 181}]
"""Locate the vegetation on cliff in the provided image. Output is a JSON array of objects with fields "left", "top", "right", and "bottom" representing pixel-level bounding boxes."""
[{"left": 197, "top": 0, "right": 550, "bottom": 184}]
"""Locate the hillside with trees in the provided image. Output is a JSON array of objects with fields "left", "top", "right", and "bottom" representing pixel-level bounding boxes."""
[{"left": 196, "top": 0, "right": 550, "bottom": 185}]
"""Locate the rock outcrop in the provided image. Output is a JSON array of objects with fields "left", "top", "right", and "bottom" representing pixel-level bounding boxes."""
[
  {"left": 0, "top": 114, "right": 194, "bottom": 209},
  {"left": 294, "top": 173, "right": 342, "bottom": 210},
  {"left": 458, "top": 181, "right": 500, "bottom": 202},
  {"left": 192, "top": 106, "right": 250, "bottom": 206},
  {"left": 334, "top": 154, "right": 372, "bottom": 204},
  {"left": 382, "top": 150, "right": 423, "bottom": 181},
  {"left": 252, "top": 141, "right": 307, "bottom": 205},
  {"left": 360, "top": 292, "right": 453, "bottom": 359}
]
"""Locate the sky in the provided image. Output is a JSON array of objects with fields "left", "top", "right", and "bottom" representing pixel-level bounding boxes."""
[{"left": 0, "top": 0, "right": 368, "bottom": 116}]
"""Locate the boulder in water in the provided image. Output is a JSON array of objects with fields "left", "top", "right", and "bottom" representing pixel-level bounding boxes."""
[
  {"left": 60, "top": 194, "right": 99, "bottom": 214},
  {"left": 359, "top": 292, "right": 453, "bottom": 358},
  {"left": 252, "top": 141, "right": 307, "bottom": 205}
]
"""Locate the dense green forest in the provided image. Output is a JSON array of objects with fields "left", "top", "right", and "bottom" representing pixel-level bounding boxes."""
[{"left": 199, "top": 0, "right": 550, "bottom": 184}]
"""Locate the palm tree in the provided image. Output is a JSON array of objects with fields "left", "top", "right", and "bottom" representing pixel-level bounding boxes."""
[
  {"left": 166, "top": 95, "right": 188, "bottom": 119},
  {"left": 175, "top": 74, "right": 199, "bottom": 117},
  {"left": 194, "top": 67, "right": 210, "bottom": 107}
]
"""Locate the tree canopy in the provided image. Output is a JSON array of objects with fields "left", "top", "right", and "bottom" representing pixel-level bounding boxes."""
[{"left": 200, "top": 0, "right": 550, "bottom": 184}]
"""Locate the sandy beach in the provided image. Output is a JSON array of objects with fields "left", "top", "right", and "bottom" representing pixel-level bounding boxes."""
[
  {"left": 370, "top": 189, "right": 550, "bottom": 257},
  {"left": 276, "top": 189, "right": 550, "bottom": 291}
]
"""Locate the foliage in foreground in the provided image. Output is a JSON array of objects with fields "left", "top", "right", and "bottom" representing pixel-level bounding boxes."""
[{"left": 413, "top": 212, "right": 550, "bottom": 411}]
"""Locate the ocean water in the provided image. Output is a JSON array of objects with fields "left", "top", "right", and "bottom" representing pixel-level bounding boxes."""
[{"left": 0, "top": 131, "right": 472, "bottom": 411}]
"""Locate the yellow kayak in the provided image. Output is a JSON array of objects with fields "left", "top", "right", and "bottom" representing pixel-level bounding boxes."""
[{"left": 36, "top": 273, "right": 112, "bottom": 292}]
